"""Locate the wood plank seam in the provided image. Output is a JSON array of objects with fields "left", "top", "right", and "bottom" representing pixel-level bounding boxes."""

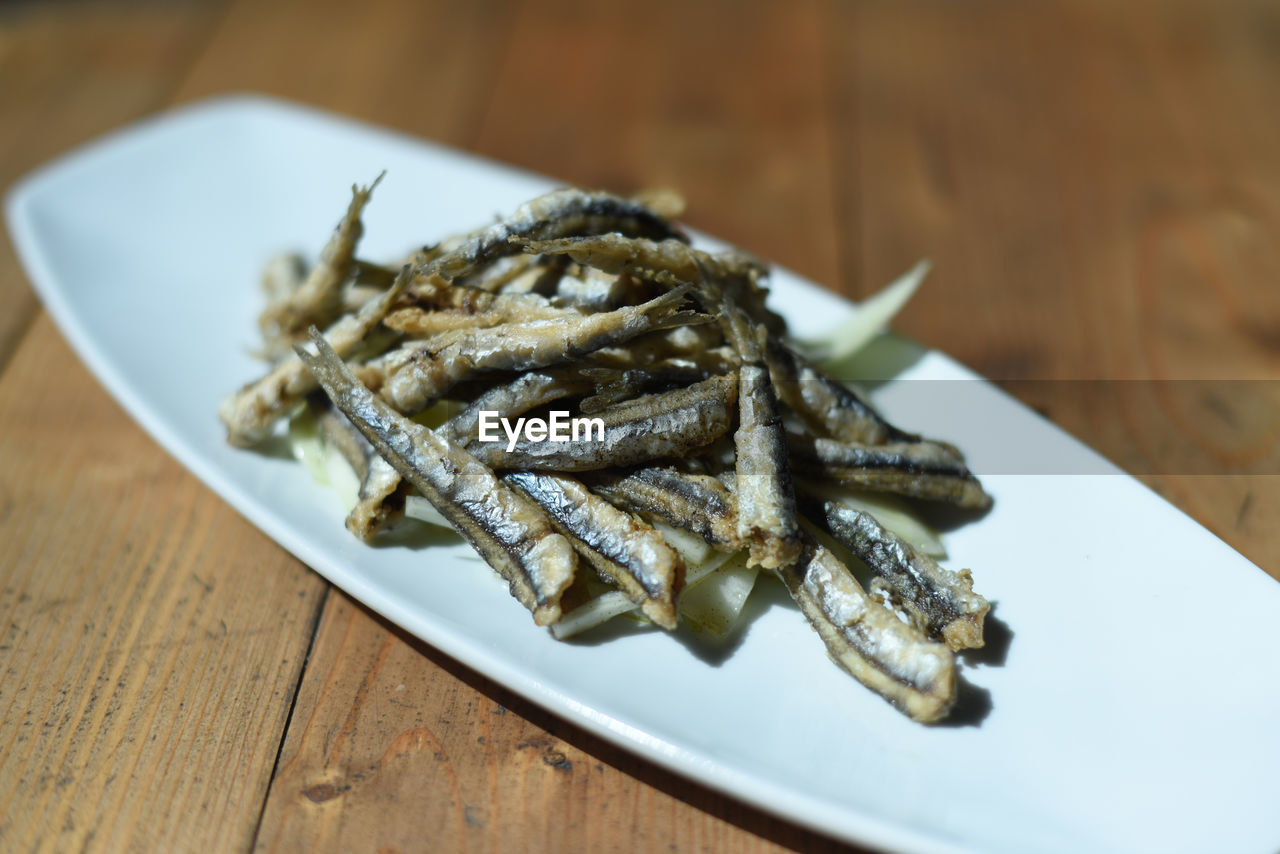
[
  {"left": 249, "top": 586, "right": 335, "bottom": 849},
  {"left": 0, "top": 298, "right": 39, "bottom": 380},
  {"left": 0, "top": 303, "right": 40, "bottom": 388}
]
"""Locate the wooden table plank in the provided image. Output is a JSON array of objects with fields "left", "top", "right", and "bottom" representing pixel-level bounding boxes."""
[
  {"left": 829, "top": 0, "right": 1280, "bottom": 578},
  {"left": 0, "top": 314, "right": 330, "bottom": 852},
  {"left": 832, "top": 0, "right": 1280, "bottom": 376},
  {"left": 0, "top": 0, "right": 224, "bottom": 370},
  {"left": 254, "top": 593, "right": 851, "bottom": 853},
  {"left": 169, "top": 0, "right": 514, "bottom": 146}
]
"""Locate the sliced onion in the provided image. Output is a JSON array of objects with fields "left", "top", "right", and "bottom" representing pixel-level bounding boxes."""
[
  {"left": 404, "top": 494, "right": 455, "bottom": 531},
  {"left": 678, "top": 551, "right": 757, "bottom": 638},
  {"left": 796, "top": 259, "right": 929, "bottom": 367}
]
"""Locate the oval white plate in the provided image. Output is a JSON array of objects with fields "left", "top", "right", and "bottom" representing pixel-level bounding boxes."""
[{"left": 8, "top": 95, "right": 1280, "bottom": 854}]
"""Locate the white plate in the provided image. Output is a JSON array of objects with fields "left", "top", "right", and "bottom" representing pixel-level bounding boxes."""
[{"left": 8, "top": 95, "right": 1280, "bottom": 854}]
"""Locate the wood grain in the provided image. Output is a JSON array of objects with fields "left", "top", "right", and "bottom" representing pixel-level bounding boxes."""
[
  {"left": 170, "top": 0, "right": 512, "bottom": 147},
  {"left": 831, "top": 0, "right": 1280, "bottom": 377},
  {"left": 254, "top": 592, "right": 853, "bottom": 853},
  {"left": 0, "top": 314, "right": 329, "bottom": 852},
  {"left": 2, "top": 0, "right": 1279, "bottom": 852},
  {"left": 470, "top": 0, "right": 842, "bottom": 290},
  {"left": 0, "top": 0, "right": 224, "bottom": 370},
  {"left": 829, "top": 0, "right": 1280, "bottom": 577}
]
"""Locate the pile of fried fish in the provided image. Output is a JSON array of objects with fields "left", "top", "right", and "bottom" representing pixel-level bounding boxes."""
[{"left": 220, "top": 179, "right": 992, "bottom": 723}]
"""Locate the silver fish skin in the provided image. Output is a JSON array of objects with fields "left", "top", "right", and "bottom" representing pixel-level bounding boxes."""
[
  {"left": 780, "top": 542, "right": 957, "bottom": 723},
  {"left": 788, "top": 431, "right": 993, "bottom": 510},
  {"left": 519, "top": 234, "right": 759, "bottom": 283},
  {"left": 551, "top": 265, "right": 636, "bottom": 311},
  {"left": 582, "top": 466, "right": 741, "bottom": 552},
  {"left": 344, "top": 364, "right": 594, "bottom": 524},
  {"left": 439, "top": 368, "right": 594, "bottom": 445},
  {"left": 815, "top": 500, "right": 988, "bottom": 650},
  {"left": 519, "top": 233, "right": 787, "bottom": 335},
  {"left": 219, "top": 265, "right": 410, "bottom": 447},
  {"left": 764, "top": 339, "right": 925, "bottom": 446},
  {"left": 379, "top": 284, "right": 706, "bottom": 414},
  {"left": 314, "top": 398, "right": 374, "bottom": 478},
  {"left": 424, "top": 189, "right": 686, "bottom": 283},
  {"left": 452, "top": 253, "right": 536, "bottom": 293},
  {"left": 504, "top": 471, "right": 685, "bottom": 629},
  {"left": 577, "top": 357, "right": 730, "bottom": 414},
  {"left": 497, "top": 255, "right": 572, "bottom": 296},
  {"left": 717, "top": 302, "right": 802, "bottom": 570},
  {"left": 295, "top": 329, "right": 577, "bottom": 627},
  {"left": 589, "top": 324, "right": 728, "bottom": 371},
  {"left": 328, "top": 367, "right": 591, "bottom": 542},
  {"left": 468, "top": 373, "right": 737, "bottom": 472}
]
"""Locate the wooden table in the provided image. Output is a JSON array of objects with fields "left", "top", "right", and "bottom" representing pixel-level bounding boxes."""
[{"left": 2, "top": 1, "right": 1277, "bottom": 850}]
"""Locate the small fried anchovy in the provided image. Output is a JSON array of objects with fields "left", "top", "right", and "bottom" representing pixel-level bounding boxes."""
[
  {"left": 461, "top": 253, "right": 538, "bottom": 293},
  {"left": 471, "top": 373, "right": 737, "bottom": 472},
  {"left": 352, "top": 259, "right": 401, "bottom": 288},
  {"left": 295, "top": 329, "right": 577, "bottom": 626},
  {"left": 519, "top": 234, "right": 754, "bottom": 282},
  {"left": 384, "top": 298, "right": 576, "bottom": 336},
  {"left": 582, "top": 466, "right": 741, "bottom": 552},
  {"left": 331, "top": 366, "right": 591, "bottom": 541},
  {"left": 789, "top": 432, "right": 992, "bottom": 510},
  {"left": 505, "top": 471, "right": 685, "bottom": 629},
  {"left": 630, "top": 187, "right": 686, "bottom": 220},
  {"left": 347, "top": 456, "right": 405, "bottom": 541},
  {"left": 439, "top": 368, "right": 595, "bottom": 445},
  {"left": 220, "top": 266, "right": 411, "bottom": 447},
  {"left": 260, "top": 252, "right": 308, "bottom": 308},
  {"left": 779, "top": 541, "right": 956, "bottom": 723},
  {"left": 421, "top": 189, "right": 686, "bottom": 284},
  {"left": 587, "top": 329, "right": 732, "bottom": 374},
  {"left": 259, "top": 174, "right": 384, "bottom": 360},
  {"left": 378, "top": 284, "right": 708, "bottom": 414},
  {"left": 310, "top": 401, "right": 410, "bottom": 542},
  {"left": 499, "top": 254, "right": 572, "bottom": 296},
  {"left": 577, "top": 359, "right": 721, "bottom": 414},
  {"left": 406, "top": 270, "right": 559, "bottom": 312},
  {"left": 342, "top": 255, "right": 434, "bottom": 315},
  {"left": 312, "top": 397, "right": 370, "bottom": 472},
  {"left": 519, "top": 233, "right": 786, "bottom": 335},
  {"left": 717, "top": 299, "right": 802, "bottom": 570},
  {"left": 551, "top": 266, "right": 637, "bottom": 310},
  {"left": 809, "top": 500, "right": 988, "bottom": 650},
  {"left": 764, "top": 338, "right": 922, "bottom": 446}
]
